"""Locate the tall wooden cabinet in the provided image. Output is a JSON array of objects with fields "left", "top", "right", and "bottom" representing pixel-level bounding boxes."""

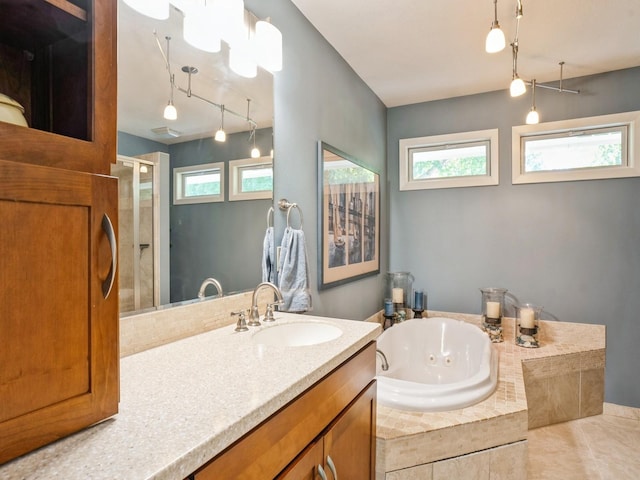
[{"left": 0, "top": 0, "right": 119, "bottom": 465}]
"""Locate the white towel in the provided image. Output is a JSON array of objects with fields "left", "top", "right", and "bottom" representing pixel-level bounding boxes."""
[
  {"left": 262, "top": 226, "right": 275, "bottom": 283},
  {"left": 278, "top": 226, "right": 312, "bottom": 312}
]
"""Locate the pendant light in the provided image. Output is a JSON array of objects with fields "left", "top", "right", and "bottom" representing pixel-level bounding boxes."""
[
  {"left": 255, "top": 20, "right": 283, "bottom": 72},
  {"left": 183, "top": 0, "right": 222, "bottom": 53},
  {"left": 485, "top": 0, "right": 506, "bottom": 53},
  {"left": 123, "top": 0, "right": 169, "bottom": 20},
  {"left": 526, "top": 79, "right": 539, "bottom": 124},
  {"left": 509, "top": 42, "right": 526, "bottom": 97},
  {"left": 215, "top": 105, "right": 226, "bottom": 142},
  {"left": 248, "top": 99, "right": 260, "bottom": 158},
  {"left": 163, "top": 74, "right": 177, "bottom": 120}
]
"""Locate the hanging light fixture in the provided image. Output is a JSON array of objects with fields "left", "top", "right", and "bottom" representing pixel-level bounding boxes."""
[
  {"left": 229, "top": 9, "right": 257, "bottom": 78},
  {"left": 509, "top": 43, "right": 526, "bottom": 96},
  {"left": 214, "top": 105, "right": 226, "bottom": 142},
  {"left": 163, "top": 73, "right": 177, "bottom": 120},
  {"left": 255, "top": 19, "right": 283, "bottom": 72},
  {"left": 247, "top": 99, "right": 260, "bottom": 158},
  {"left": 485, "top": 0, "right": 506, "bottom": 53},
  {"left": 218, "top": 0, "right": 246, "bottom": 47},
  {"left": 123, "top": 0, "right": 169, "bottom": 20},
  {"left": 183, "top": 0, "right": 222, "bottom": 53},
  {"left": 526, "top": 79, "right": 539, "bottom": 124}
]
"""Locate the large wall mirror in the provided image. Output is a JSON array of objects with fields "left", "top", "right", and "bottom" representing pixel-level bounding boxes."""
[{"left": 116, "top": 0, "right": 275, "bottom": 315}]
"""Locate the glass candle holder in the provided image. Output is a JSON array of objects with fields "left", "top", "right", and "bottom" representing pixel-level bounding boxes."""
[
  {"left": 480, "top": 287, "right": 508, "bottom": 343},
  {"left": 515, "top": 303, "right": 541, "bottom": 348}
]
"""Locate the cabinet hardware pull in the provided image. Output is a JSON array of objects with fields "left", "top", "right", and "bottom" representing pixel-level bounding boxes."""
[
  {"left": 326, "top": 455, "right": 338, "bottom": 480},
  {"left": 317, "top": 464, "right": 328, "bottom": 480},
  {"left": 101, "top": 213, "right": 117, "bottom": 299}
]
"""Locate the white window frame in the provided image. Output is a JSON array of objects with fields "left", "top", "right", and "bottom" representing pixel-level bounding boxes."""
[
  {"left": 512, "top": 111, "right": 640, "bottom": 184},
  {"left": 173, "top": 162, "right": 224, "bottom": 205},
  {"left": 228, "top": 156, "right": 273, "bottom": 201},
  {"left": 399, "top": 129, "right": 499, "bottom": 191}
]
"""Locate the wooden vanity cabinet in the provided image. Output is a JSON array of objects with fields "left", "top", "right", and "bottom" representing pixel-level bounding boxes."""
[
  {"left": 190, "top": 342, "right": 377, "bottom": 480},
  {"left": 0, "top": 0, "right": 119, "bottom": 465}
]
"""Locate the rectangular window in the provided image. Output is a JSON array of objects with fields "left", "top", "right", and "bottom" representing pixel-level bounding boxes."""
[
  {"left": 399, "top": 129, "right": 499, "bottom": 190},
  {"left": 229, "top": 157, "right": 273, "bottom": 201},
  {"left": 512, "top": 111, "right": 640, "bottom": 184},
  {"left": 173, "top": 162, "right": 224, "bottom": 204}
]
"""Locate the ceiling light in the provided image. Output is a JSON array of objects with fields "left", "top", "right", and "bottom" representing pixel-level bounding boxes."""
[
  {"left": 183, "top": 0, "right": 222, "bottom": 53},
  {"left": 219, "top": 0, "right": 246, "bottom": 47},
  {"left": 248, "top": 99, "right": 260, "bottom": 158},
  {"left": 526, "top": 79, "right": 539, "bottom": 124},
  {"left": 215, "top": 105, "right": 226, "bottom": 142},
  {"left": 163, "top": 73, "right": 177, "bottom": 120},
  {"left": 255, "top": 20, "right": 283, "bottom": 72},
  {"left": 510, "top": 76, "right": 526, "bottom": 97},
  {"left": 485, "top": 0, "right": 506, "bottom": 53},
  {"left": 122, "top": 0, "right": 169, "bottom": 20},
  {"left": 230, "top": 38, "right": 257, "bottom": 78}
]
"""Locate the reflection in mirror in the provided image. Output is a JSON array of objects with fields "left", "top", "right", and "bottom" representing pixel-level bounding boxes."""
[{"left": 116, "top": 0, "right": 275, "bottom": 314}]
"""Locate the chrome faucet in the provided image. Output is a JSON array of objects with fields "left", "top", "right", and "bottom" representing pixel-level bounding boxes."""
[
  {"left": 376, "top": 349, "right": 389, "bottom": 371},
  {"left": 249, "top": 281, "right": 284, "bottom": 327},
  {"left": 198, "top": 277, "right": 223, "bottom": 299}
]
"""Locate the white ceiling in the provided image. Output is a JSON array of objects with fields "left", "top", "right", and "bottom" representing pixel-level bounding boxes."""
[{"left": 291, "top": 0, "right": 640, "bottom": 107}]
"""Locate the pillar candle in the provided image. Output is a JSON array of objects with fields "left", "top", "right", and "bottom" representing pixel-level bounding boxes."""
[
  {"left": 392, "top": 287, "right": 403, "bottom": 304},
  {"left": 414, "top": 291, "right": 424, "bottom": 310},
  {"left": 520, "top": 308, "right": 536, "bottom": 328},
  {"left": 486, "top": 301, "right": 501, "bottom": 318},
  {"left": 384, "top": 299, "right": 394, "bottom": 316}
]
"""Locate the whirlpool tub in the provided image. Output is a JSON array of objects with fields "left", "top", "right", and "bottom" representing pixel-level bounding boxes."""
[{"left": 376, "top": 316, "right": 498, "bottom": 411}]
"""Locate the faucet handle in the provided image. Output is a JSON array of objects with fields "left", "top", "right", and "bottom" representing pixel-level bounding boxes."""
[
  {"left": 263, "top": 301, "right": 283, "bottom": 322},
  {"left": 232, "top": 310, "right": 249, "bottom": 332}
]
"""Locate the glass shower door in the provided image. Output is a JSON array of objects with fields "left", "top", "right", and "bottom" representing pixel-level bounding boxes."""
[{"left": 112, "top": 157, "right": 156, "bottom": 313}]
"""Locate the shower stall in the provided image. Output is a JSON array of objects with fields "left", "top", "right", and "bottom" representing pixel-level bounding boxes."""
[{"left": 112, "top": 155, "right": 159, "bottom": 313}]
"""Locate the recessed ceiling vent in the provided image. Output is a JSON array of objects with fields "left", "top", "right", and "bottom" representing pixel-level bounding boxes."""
[{"left": 151, "top": 126, "right": 181, "bottom": 138}]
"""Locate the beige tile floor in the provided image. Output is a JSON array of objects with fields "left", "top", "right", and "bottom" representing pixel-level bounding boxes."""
[{"left": 527, "top": 413, "right": 640, "bottom": 479}]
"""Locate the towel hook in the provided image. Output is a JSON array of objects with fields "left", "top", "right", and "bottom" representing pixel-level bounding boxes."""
[
  {"left": 286, "top": 204, "right": 303, "bottom": 229},
  {"left": 266, "top": 206, "right": 274, "bottom": 228}
]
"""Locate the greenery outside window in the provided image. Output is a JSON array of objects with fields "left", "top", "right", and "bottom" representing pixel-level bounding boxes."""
[
  {"left": 173, "top": 162, "right": 224, "bottom": 205},
  {"left": 229, "top": 156, "right": 273, "bottom": 201},
  {"left": 512, "top": 111, "right": 640, "bottom": 184},
  {"left": 399, "top": 129, "right": 499, "bottom": 190}
]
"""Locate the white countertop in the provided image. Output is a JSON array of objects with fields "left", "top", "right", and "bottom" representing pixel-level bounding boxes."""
[{"left": 0, "top": 314, "right": 380, "bottom": 480}]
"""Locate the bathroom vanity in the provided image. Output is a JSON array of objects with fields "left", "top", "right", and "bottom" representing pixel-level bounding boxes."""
[{"left": 0, "top": 314, "right": 380, "bottom": 479}]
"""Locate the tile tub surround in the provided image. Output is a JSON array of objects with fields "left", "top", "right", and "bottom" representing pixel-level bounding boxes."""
[
  {"left": 374, "top": 311, "right": 605, "bottom": 479},
  {"left": 0, "top": 314, "right": 380, "bottom": 479}
]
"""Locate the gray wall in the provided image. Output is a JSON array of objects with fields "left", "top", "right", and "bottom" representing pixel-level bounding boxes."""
[
  {"left": 254, "top": 0, "right": 388, "bottom": 320},
  {"left": 169, "top": 128, "right": 273, "bottom": 300},
  {"left": 388, "top": 67, "right": 640, "bottom": 407}
]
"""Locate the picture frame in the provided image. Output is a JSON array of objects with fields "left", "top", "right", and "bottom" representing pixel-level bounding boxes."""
[{"left": 318, "top": 142, "right": 380, "bottom": 289}]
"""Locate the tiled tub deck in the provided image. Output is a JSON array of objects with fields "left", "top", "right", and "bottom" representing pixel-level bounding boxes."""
[{"left": 374, "top": 312, "right": 606, "bottom": 480}]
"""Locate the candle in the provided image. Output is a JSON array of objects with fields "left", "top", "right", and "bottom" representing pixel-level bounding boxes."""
[
  {"left": 384, "top": 299, "right": 394, "bottom": 316},
  {"left": 486, "top": 301, "right": 501, "bottom": 319},
  {"left": 392, "top": 288, "right": 404, "bottom": 304},
  {"left": 520, "top": 308, "right": 536, "bottom": 328},
  {"left": 414, "top": 291, "right": 424, "bottom": 310}
]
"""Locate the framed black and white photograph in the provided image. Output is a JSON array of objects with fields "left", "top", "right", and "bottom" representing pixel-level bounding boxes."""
[{"left": 318, "top": 142, "right": 380, "bottom": 289}]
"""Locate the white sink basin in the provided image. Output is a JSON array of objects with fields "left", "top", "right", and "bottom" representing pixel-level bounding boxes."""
[{"left": 251, "top": 322, "right": 343, "bottom": 347}]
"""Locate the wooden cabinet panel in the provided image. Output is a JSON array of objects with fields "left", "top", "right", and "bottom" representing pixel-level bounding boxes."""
[
  {"left": 0, "top": 159, "right": 119, "bottom": 464},
  {"left": 323, "top": 382, "right": 377, "bottom": 479},
  {"left": 277, "top": 439, "right": 323, "bottom": 480},
  {"left": 0, "top": 0, "right": 116, "bottom": 174}
]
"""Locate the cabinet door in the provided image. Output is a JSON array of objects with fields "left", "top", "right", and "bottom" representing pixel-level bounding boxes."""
[
  {"left": 0, "top": 159, "right": 119, "bottom": 464},
  {"left": 277, "top": 438, "right": 324, "bottom": 480},
  {"left": 323, "top": 382, "right": 377, "bottom": 480}
]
